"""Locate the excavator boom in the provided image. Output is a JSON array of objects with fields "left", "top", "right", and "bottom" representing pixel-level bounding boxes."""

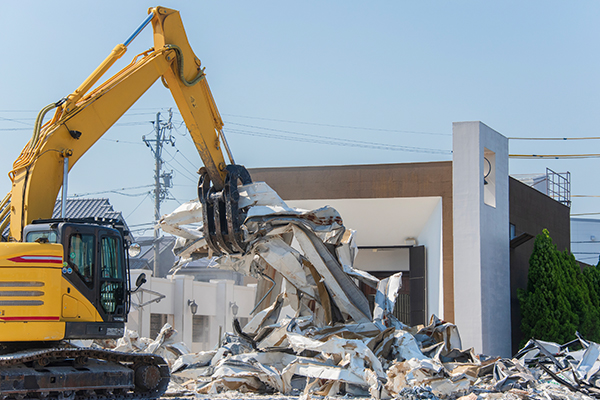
[{"left": 6, "top": 6, "right": 237, "bottom": 242}]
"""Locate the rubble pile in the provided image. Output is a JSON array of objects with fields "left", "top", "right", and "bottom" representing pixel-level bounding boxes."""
[{"left": 145, "top": 182, "right": 600, "bottom": 399}]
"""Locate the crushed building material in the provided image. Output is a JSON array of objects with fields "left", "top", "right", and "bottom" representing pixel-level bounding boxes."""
[{"left": 150, "top": 182, "right": 600, "bottom": 399}]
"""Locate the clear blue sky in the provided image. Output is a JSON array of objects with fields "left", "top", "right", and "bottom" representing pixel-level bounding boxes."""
[{"left": 1, "top": 1, "right": 599, "bottom": 235}]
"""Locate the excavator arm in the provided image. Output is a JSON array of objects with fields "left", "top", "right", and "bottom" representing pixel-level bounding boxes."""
[{"left": 4, "top": 7, "right": 249, "bottom": 251}]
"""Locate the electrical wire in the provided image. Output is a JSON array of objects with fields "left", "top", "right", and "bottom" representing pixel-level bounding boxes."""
[
  {"left": 125, "top": 192, "right": 151, "bottom": 220},
  {"left": 509, "top": 154, "right": 600, "bottom": 159},
  {"left": 227, "top": 122, "right": 451, "bottom": 154},
  {"left": 128, "top": 221, "right": 154, "bottom": 228},
  {"left": 225, "top": 127, "right": 452, "bottom": 154},
  {"left": 171, "top": 140, "right": 199, "bottom": 170},
  {"left": 222, "top": 113, "right": 451, "bottom": 137},
  {"left": 102, "top": 138, "right": 146, "bottom": 145},
  {"left": 0, "top": 116, "right": 33, "bottom": 126},
  {"left": 509, "top": 136, "right": 600, "bottom": 141},
  {"left": 72, "top": 184, "right": 154, "bottom": 197},
  {"left": 162, "top": 149, "right": 199, "bottom": 183},
  {"left": 166, "top": 190, "right": 183, "bottom": 206}
]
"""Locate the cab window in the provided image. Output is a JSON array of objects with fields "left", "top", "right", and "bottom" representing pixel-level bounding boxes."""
[
  {"left": 100, "top": 236, "right": 124, "bottom": 314},
  {"left": 100, "top": 236, "right": 123, "bottom": 279},
  {"left": 26, "top": 231, "right": 58, "bottom": 243},
  {"left": 68, "top": 233, "right": 95, "bottom": 288}
]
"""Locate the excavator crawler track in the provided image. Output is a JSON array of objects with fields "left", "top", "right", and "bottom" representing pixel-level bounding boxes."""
[{"left": 0, "top": 347, "right": 169, "bottom": 400}]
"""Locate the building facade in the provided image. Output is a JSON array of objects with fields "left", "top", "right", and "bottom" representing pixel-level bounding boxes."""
[{"left": 250, "top": 121, "right": 571, "bottom": 357}]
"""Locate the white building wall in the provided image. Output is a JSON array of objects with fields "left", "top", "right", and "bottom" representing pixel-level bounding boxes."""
[{"left": 453, "top": 121, "right": 511, "bottom": 357}]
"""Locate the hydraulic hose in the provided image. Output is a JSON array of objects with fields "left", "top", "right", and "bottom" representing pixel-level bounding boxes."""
[
  {"left": 9, "top": 102, "right": 60, "bottom": 182},
  {"left": 31, "top": 103, "right": 59, "bottom": 149},
  {"left": 165, "top": 44, "right": 205, "bottom": 87}
]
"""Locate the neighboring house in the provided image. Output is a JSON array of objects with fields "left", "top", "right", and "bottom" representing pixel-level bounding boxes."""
[
  {"left": 52, "top": 197, "right": 133, "bottom": 243},
  {"left": 131, "top": 235, "right": 177, "bottom": 278},
  {"left": 52, "top": 197, "right": 128, "bottom": 225},
  {"left": 250, "top": 121, "right": 571, "bottom": 357}
]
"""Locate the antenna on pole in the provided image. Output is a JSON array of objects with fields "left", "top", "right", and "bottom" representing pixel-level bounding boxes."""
[{"left": 143, "top": 108, "right": 174, "bottom": 277}]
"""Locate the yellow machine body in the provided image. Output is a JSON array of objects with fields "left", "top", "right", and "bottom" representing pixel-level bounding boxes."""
[{"left": 0, "top": 242, "right": 101, "bottom": 341}]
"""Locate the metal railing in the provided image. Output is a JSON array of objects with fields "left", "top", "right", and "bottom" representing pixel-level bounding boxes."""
[{"left": 546, "top": 168, "right": 571, "bottom": 207}]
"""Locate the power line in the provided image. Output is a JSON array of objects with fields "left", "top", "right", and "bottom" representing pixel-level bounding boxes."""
[
  {"left": 125, "top": 193, "right": 151, "bottom": 220},
  {"left": 72, "top": 184, "right": 154, "bottom": 197},
  {"left": 510, "top": 154, "right": 600, "bottom": 159},
  {"left": 165, "top": 149, "right": 197, "bottom": 178},
  {"left": 222, "top": 113, "right": 451, "bottom": 137},
  {"left": 102, "top": 138, "right": 146, "bottom": 145},
  {"left": 227, "top": 122, "right": 451, "bottom": 153},
  {"left": 509, "top": 136, "right": 600, "bottom": 141},
  {"left": 225, "top": 127, "right": 452, "bottom": 154},
  {"left": 171, "top": 135, "right": 200, "bottom": 170},
  {"left": 0, "top": 116, "right": 33, "bottom": 126},
  {"left": 128, "top": 221, "right": 154, "bottom": 228},
  {"left": 163, "top": 162, "right": 197, "bottom": 184}
]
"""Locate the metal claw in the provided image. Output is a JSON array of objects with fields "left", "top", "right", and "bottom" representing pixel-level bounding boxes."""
[{"left": 198, "top": 165, "right": 252, "bottom": 255}]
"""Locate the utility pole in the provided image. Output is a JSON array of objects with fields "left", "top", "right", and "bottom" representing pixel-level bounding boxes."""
[{"left": 143, "top": 109, "right": 174, "bottom": 277}]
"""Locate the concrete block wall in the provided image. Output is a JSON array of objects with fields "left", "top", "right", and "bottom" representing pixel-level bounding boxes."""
[{"left": 128, "top": 271, "right": 256, "bottom": 351}]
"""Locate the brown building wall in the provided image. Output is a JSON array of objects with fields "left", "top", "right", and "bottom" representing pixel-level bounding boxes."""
[
  {"left": 509, "top": 177, "right": 571, "bottom": 352},
  {"left": 249, "top": 162, "right": 455, "bottom": 322}
]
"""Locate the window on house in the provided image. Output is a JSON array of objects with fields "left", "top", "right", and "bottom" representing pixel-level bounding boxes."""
[
  {"left": 192, "top": 315, "right": 210, "bottom": 346},
  {"left": 150, "top": 313, "right": 172, "bottom": 339}
]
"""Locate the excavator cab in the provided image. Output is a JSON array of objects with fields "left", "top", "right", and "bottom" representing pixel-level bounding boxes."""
[{"left": 22, "top": 218, "right": 130, "bottom": 339}]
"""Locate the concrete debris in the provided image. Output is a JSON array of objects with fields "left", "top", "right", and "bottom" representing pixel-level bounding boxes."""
[
  {"left": 91, "top": 323, "right": 191, "bottom": 371},
  {"left": 154, "top": 182, "right": 600, "bottom": 398}
]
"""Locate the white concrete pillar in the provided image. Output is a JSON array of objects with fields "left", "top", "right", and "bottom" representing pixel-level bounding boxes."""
[
  {"left": 138, "top": 278, "right": 152, "bottom": 339},
  {"left": 174, "top": 275, "right": 194, "bottom": 347},
  {"left": 453, "top": 121, "right": 511, "bottom": 357},
  {"left": 211, "top": 279, "right": 235, "bottom": 344}
]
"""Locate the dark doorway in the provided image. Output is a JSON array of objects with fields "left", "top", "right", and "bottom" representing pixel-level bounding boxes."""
[
  {"left": 357, "top": 245, "right": 426, "bottom": 326},
  {"left": 360, "top": 272, "right": 411, "bottom": 325}
]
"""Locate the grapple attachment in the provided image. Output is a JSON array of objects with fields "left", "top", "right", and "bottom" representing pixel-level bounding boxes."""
[{"left": 198, "top": 164, "right": 252, "bottom": 255}]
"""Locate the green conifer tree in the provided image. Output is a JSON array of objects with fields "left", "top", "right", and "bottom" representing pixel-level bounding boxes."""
[
  {"left": 518, "top": 229, "right": 577, "bottom": 345},
  {"left": 519, "top": 229, "right": 600, "bottom": 346}
]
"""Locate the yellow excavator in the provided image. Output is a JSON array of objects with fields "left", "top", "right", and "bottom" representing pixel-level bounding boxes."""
[{"left": 0, "top": 6, "right": 250, "bottom": 399}]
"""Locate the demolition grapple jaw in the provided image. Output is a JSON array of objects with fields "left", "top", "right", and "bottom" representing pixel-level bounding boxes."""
[{"left": 198, "top": 164, "right": 252, "bottom": 255}]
